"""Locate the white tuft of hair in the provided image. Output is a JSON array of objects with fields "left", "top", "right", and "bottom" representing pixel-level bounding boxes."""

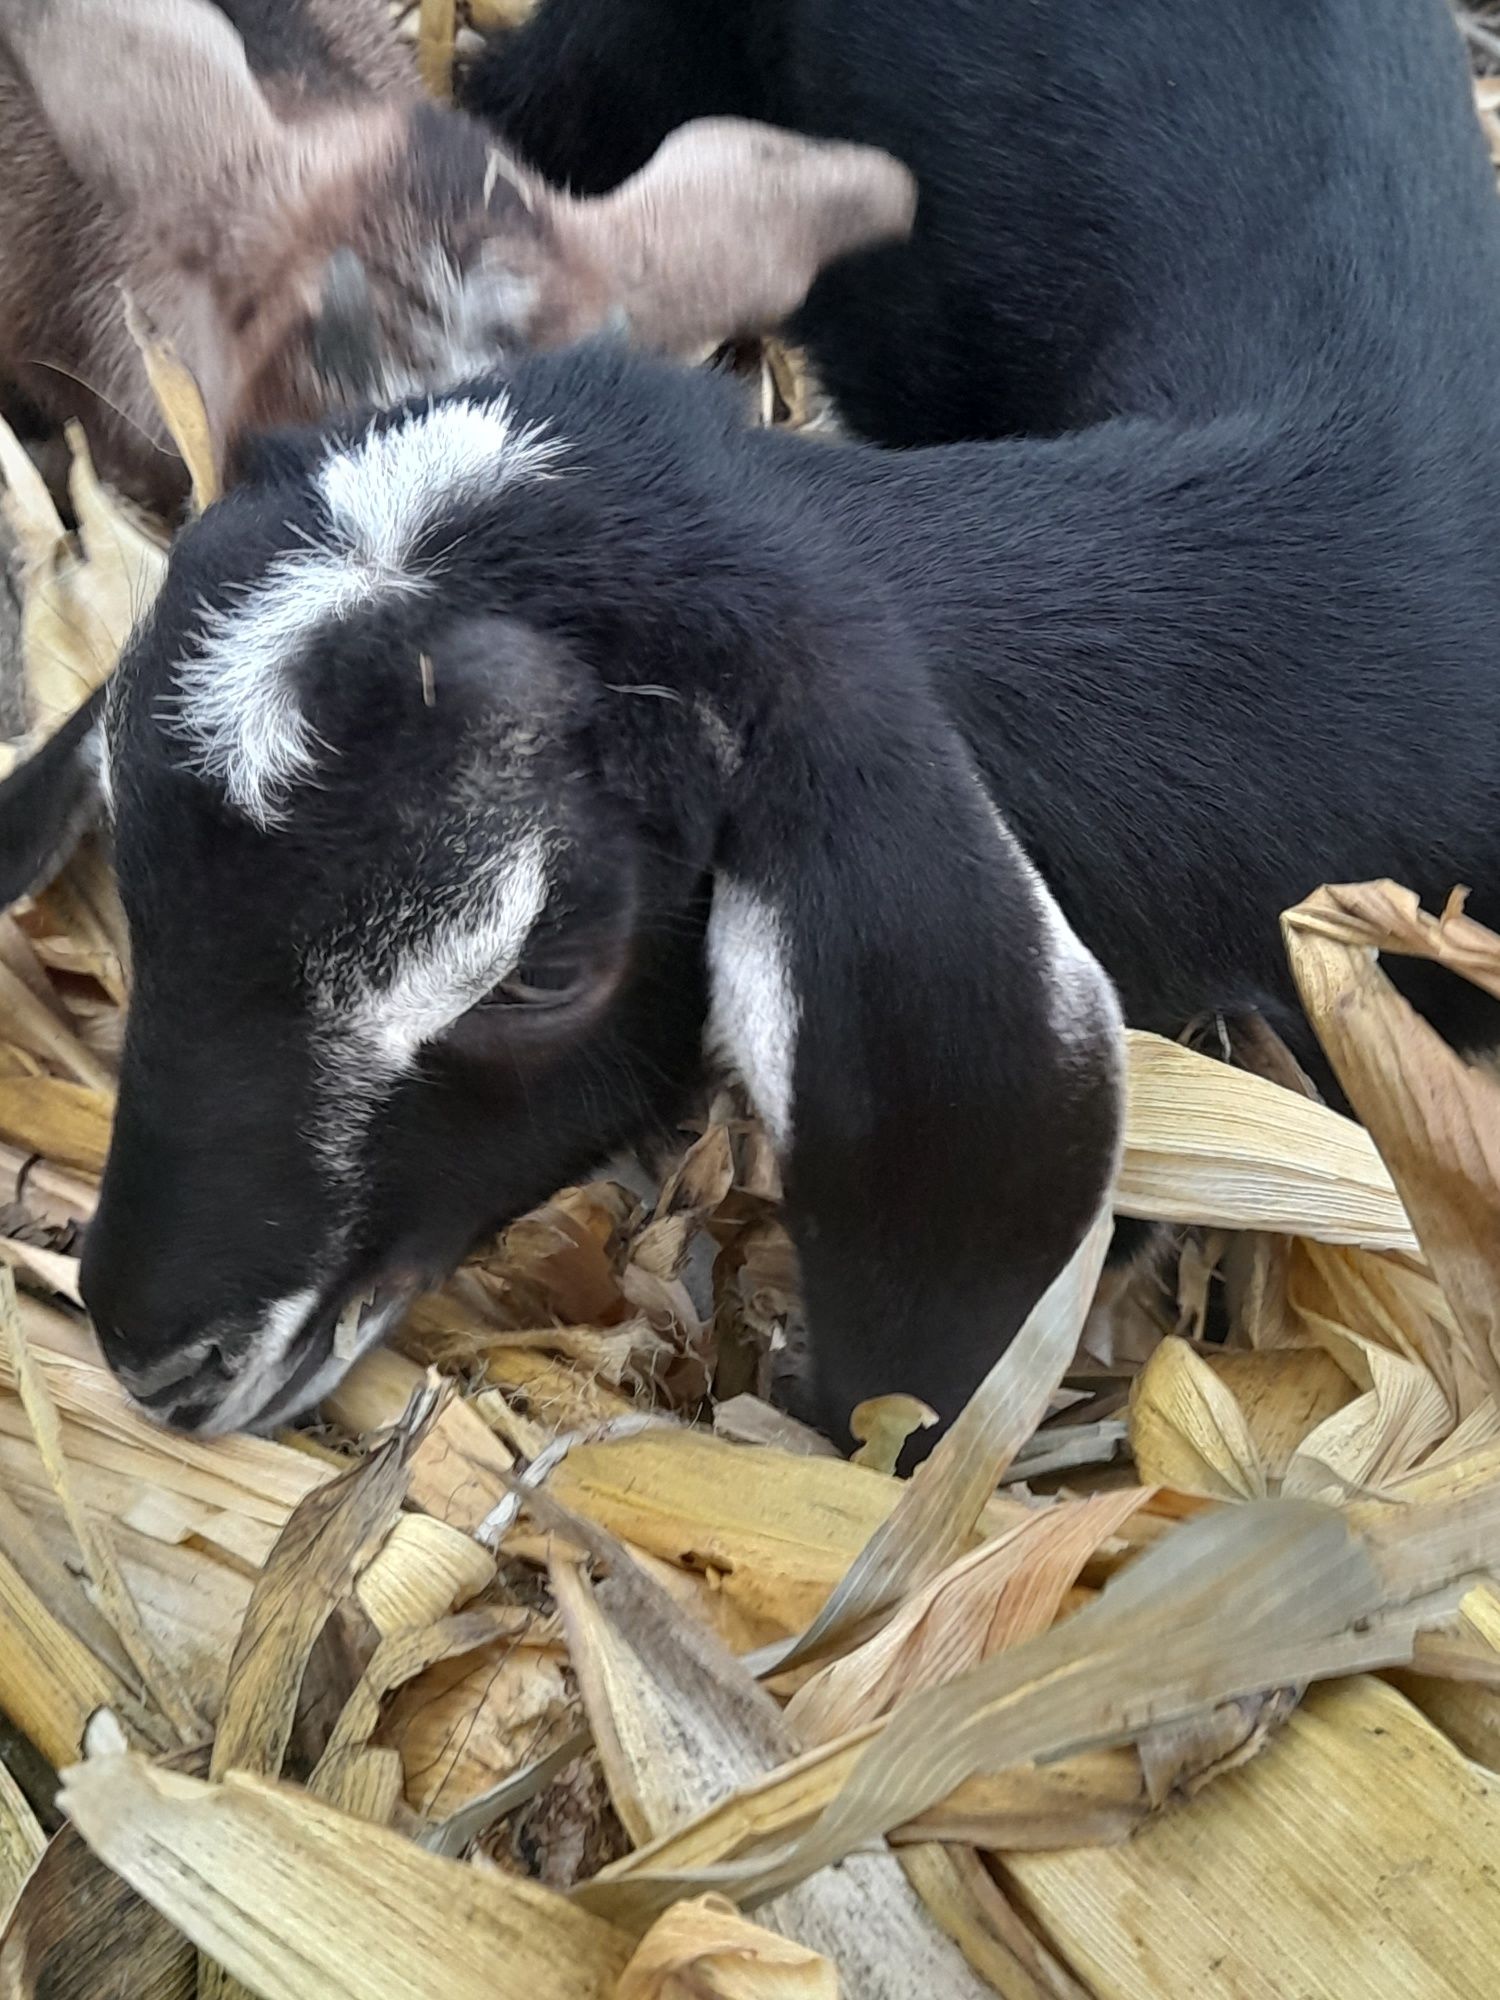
[
  {"left": 170, "top": 397, "right": 564, "bottom": 828},
  {"left": 706, "top": 877, "right": 801, "bottom": 1148}
]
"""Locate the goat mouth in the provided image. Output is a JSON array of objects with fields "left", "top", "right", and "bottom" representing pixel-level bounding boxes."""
[{"left": 134, "top": 1274, "right": 420, "bottom": 1439}]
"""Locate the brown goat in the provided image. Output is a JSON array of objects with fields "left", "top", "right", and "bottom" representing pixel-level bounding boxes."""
[{"left": 0, "top": 0, "right": 916, "bottom": 511}]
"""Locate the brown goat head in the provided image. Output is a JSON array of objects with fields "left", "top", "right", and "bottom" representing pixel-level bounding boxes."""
[{"left": 1, "top": 0, "right": 916, "bottom": 508}]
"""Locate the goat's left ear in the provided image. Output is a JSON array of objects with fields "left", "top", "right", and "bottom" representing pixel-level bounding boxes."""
[
  {"left": 543, "top": 117, "right": 918, "bottom": 357},
  {"left": 0, "top": 691, "right": 108, "bottom": 910},
  {"left": 706, "top": 693, "right": 1124, "bottom": 1448}
]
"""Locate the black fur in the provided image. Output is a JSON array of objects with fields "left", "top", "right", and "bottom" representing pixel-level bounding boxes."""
[
  {"left": 467, "top": 0, "right": 1500, "bottom": 445},
  {"left": 0, "top": 687, "right": 105, "bottom": 908}
]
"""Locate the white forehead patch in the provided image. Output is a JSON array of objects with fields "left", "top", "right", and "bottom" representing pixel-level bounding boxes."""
[{"left": 171, "top": 397, "right": 564, "bottom": 828}]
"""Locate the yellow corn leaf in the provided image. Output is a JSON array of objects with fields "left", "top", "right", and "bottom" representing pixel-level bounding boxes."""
[
  {"left": 849, "top": 1395, "right": 938, "bottom": 1474},
  {"left": 616, "top": 1899, "right": 838, "bottom": 2000},
  {"left": 1462, "top": 1579, "right": 1500, "bottom": 1651},
  {"left": 550, "top": 1432, "right": 904, "bottom": 1635},
  {"left": 1004, "top": 1678, "right": 1500, "bottom": 2000},
  {"left": 1129, "top": 1337, "right": 1266, "bottom": 1500},
  {"left": 0, "top": 1076, "right": 112, "bottom": 1176},
  {"left": 124, "top": 296, "right": 219, "bottom": 508},
  {"left": 1204, "top": 1347, "right": 1356, "bottom": 1477},
  {"left": 59, "top": 1757, "right": 634, "bottom": 1999},
  {"left": 418, "top": 0, "right": 456, "bottom": 97},
  {"left": 353, "top": 1511, "right": 494, "bottom": 1635},
  {"left": 467, "top": 0, "right": 539, "bottom": 32},
  {"left": 1119, "top": 1030, "right": 1416, "bottom": 1249},
  {"left": 325, "top": 1346, "right": 514, "bottom": 1532},
  {"left": 1284, "top": 882, "right": 1500, "bottom": 1406}
]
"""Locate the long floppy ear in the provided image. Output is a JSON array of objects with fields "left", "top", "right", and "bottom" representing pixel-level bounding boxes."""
[
  {"left": 3, "top": 0, "right": 279, "bottom": 205},
  {"left": 0, "top": 690, "right": 109, "bottom": 909},
  {"left": 705, "top": 691, "right": 1124, "bottom": 1451},
  {"left": 546, "top": 117, "right": 918, "bottom": 357}
]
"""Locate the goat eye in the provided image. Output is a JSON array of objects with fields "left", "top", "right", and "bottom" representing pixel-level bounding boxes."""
[{"left": 488, "top": 958, "right": 591, "bottom": 1008}]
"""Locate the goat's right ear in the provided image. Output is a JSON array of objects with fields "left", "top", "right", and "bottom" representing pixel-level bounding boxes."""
[
  {"left": 0, "top": 691, "right": 108, "bottom": 910},
  {"left": 6, "top": 0, "right": 278, "bottom": 205},
  {"left": 703, "top": 687, "right": 1124, "bottom": 1449}
]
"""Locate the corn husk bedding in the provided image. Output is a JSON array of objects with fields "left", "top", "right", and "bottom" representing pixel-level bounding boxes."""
[{"left": 3, "top": 15, "right": 1500, "bottom": 2000}]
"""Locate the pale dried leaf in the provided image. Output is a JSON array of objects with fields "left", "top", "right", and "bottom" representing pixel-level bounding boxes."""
[
  {"left": 1119, "top": 1031, "right": 1416, "bottom": 1249},
  {"left": 1284, "top": 1334, "right": 1453, "bottom": 1499},
  {"left": 1, "top": 1269, "right": 204, "bottom": 1742},
  {"left": 59, "top": 1756, "right": 633, "bottom": 1999},
  {"left": 1285, "top": 883, "right": 1500, "bottom": 1407},
  {"left": 0, "top": 1758, "right": 44, "bottom": 1924},
  {"left": 616, "top": 1898, "right": 838, "bottom": 2000},
  {"left": 785, "top": 1490, "right": 1149, "bottom": 1746},
  {"left": 1129, "top": 1338, "right": 1267, "bottom": 1500},
  {"left": 584, "top": 1484, "right": 1500, "bottom": 1918}
]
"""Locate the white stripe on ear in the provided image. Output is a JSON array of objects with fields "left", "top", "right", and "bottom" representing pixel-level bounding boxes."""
[
  {"left": 975, "top": 790, "right": 1125, "bottom": 1071},
  {"left": 705, "top": 876, "right": 800, "bottom": 1149}
]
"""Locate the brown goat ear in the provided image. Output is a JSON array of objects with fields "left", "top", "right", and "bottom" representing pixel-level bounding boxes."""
[
  {"left": 7, "top": 0, "right": 278, "bottom": 205},
  {"left": 545, "top": 117, "right": 918, "bottom": 357}
]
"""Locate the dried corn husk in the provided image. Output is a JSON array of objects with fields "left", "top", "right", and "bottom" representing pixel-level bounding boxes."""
[
  {"left": 1284, "top": 883, "right": 1500, "bottom": 1406},
  {"left": 0, "top": 417, "right": 164, "bottom": 736},
  {"left": 58, "top": 1756, "right": 634, "bottom": 1999},
  {"left": 615, "top": 1899, "right": 838, "bottom": 2000},
  {"left": 1005, "top": 1678, "right": 1500, "bottom": 2000},
  {"left": 1117, "top": 1031, "right": 1416, "bottom": 1248}
]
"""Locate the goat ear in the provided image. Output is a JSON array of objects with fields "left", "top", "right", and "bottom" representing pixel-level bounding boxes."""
[
  {"left": 705, "top": 698, "right": 1123, "bottom": 1448},
  {"left": 546, "top": 117, "right": 918, "bottom": 356},
  {"left": 0, "top": 691, "right": 109, "bottom": 909},
  {"left": 7, "top": 0, "right": 278, "bottom": 206}
]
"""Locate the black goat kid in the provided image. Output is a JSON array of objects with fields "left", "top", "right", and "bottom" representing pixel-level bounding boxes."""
[
  {"left": 6, "top": 329, "right": 1500, "bottom": 1445},
  {"left": 2, "top": 0, "right": 1499, "bottom": 1444},
  {"left": 470, "top": 0, "right": 1500, "bottom": 450}
]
